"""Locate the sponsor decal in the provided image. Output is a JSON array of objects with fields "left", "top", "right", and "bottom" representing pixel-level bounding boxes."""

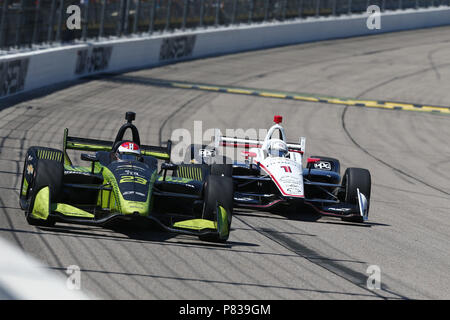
[
  {"left": 159, "top": 35, "right": 196, "bottom": 61},
  {"left": 314, "top": 161, "right": 331, "bottom": 171},
  {"left": 326, "top": 207, "right": 351, "bottom": 212},
  {"left": 75, "top": 46, "right": 113, "bottom": 75},
  {"left": 119, "top": 175, "right": 148, "bottom": 185},
  {"left": 0, "top": 58, "right": 29, "bottom": 97},
  {"left": 26, "top": 164, "right": 34, "bottom": 175},
  {"left": 199, "top": 149, "right": 215, "bottom": 158}
]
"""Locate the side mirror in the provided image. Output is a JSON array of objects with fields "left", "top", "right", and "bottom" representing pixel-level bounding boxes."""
[
  {"left": 81, "top": 153, "right": 99, "bottom": 174},
  {"left": 81, "top": 153, "right": 99, "bottom": 162},
  {"left": 161, "top": 162, "right": 178, "bottom": 171},
  {"left": 161, "top": 162, "right": 178, "bottom": 181}
]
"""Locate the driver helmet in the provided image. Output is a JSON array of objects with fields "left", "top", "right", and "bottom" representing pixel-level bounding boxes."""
[
  {"left": 116, "top": 142, "right": 141, "bottom": 161},
  {"left": 268, "top": 139, "right": 288, "bottom": 157}
]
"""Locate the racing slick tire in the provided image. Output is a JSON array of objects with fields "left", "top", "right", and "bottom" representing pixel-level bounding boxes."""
[
  {"left": 210, "top": 162, "right": 232, "bottom": 178},
  {"left": 20, "top": 147, "right": 64, "bottom": 227},
  {"left": 199, "top": 174, "right": 233, "bottom": 242},
  {"left": 340, "top": 167, "right": 371, "bottom": 223}
]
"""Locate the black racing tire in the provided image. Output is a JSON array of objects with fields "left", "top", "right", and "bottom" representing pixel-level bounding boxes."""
[
  {"left": 24, "top": 150, "right": 64, "bottom": 227},
  {"left": 341, "top": 167, "right": 371, "bottom": 222},
  {"left": 19, "top": 157, "right": 32, "bottom": 211},
  {"left": 20, "top": 147, "right": 63, "bottom": 210},
  {"left": 199, "top": 174, "right": 233, "bottom": 242},
  {"left": 210, "top": 162, "right": 232, "bottom": 178}
]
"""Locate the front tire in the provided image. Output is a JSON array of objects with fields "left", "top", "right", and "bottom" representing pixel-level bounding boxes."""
[
  {"left": 341, "top": 167, "right": 371, "bottom": 222},
  {"left": 199, "top": 174, "right": 233, "bottom": 242},
  {"left": 22, "top": 147, "right": 63, "bottom": 227}
]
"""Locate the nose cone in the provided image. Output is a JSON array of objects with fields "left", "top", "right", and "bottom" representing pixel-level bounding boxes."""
[{"left": 121, "top": 200, "right": 150, "bottom": 216}]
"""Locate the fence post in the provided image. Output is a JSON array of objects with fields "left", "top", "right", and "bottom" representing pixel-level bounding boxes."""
[
  {"left": 124, "top": 0, "right": 131, "bottom": 34},
  {"left": 281, "top": 0, "right": 287, "bottom": 20},
  {"left": 165, "top": 0, "right": 172, "bottom": 31},
  {"left": 315, "top": 0, "right": 320, "bottom": 17},
  {"left": 148, "top": 0, "right": 155, "bottom": 34},
  {"left": 298, "top": 0, "right": 303, "bottom": 18},
  {"left": 133, "top": 0, "right": 140, "bottom": 34},
  {"left": 231, "top": 0, "right": 237, "bottom": 24},
  {"left": 182, "top": 0, "right": 188, "bottom": 30},
  {"left": 199, "top": 0, "right": 205, "bottom": 27},
  {"left": 332, "top": 0, "right": 337, "bottom": 15},
  {"left": 398, "top": 0, "right": 402, "bottom": 9},
  {"left": 215, "top": 0, "right": 220, "bottom": 27},
  {"left": 31, "top": 0, "right": 40, "bottom": 44},
  {"left": 0, "top": 0, "right": 8, "bottom": 48},
  {"left": 82, "top": 0, "right": 89, "bottom": 41},
  {"left": 347, "top": 0, "right": 352, "bottom": 14},
  {"left": 15, "top": 0, "right": 25, "bottom": 47},
  {"left": 55, "top": 0, "right": 64, "bottom": 41},
  {"left": 99, "top": 0, "right": 106, "bottom": 38},
  {"left": 264, "top": 0, "right": 269, "bottom": 21},
  {"left": 47, "top": 0, "right": 57, "bottom": 43},
  {"left": 117, "top": 0, "right": 125, "bottom": 36},
  {"left": 248, "top": 0, "right": 254, "bottom": 22}
]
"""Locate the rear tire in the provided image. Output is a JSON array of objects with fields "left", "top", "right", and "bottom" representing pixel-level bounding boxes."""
[{"left": 341, "top": 167, "right": 371, "bottom": 222}]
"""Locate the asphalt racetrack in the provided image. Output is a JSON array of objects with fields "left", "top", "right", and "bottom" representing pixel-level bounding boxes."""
[{"left": 1, "top": 26, "right": 449, "bottom": 299}]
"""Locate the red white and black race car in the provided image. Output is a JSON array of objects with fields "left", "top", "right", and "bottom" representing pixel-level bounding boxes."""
[{"left": 186, "top": 115, "right": 371, "bottom": 223}]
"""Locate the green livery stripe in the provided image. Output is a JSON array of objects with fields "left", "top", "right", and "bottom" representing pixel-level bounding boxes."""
[
  {"left": 36, "top": 149, "right": 63, "bottom": 162},
  {"left": 141, "top": 150, "right": 170, "bottom": 160},
  {"left": 173, "top": 219, "right": 217, "bottom": 231},
  {"left": 176, "top": 165, "right": 202, "bottom": 181},
  {"left": 216, "top": 206, "right": 229, "bottom": 240},
  {"left": 64, "top": 164, "right": 100, "bottom": 173},
  {"left": 21, "top": 178, "right": 28, "bottom": 196},
  {"left": 66, "top": 142, "right": 111, "bottom": 151},
  {"left": 158, "top": 176, "right": 194, "bottom": 183},
  {"left": 53, "top": 203, "right": 95, "bottom": 218},
  {"left": 116, "top": 76, "right": 450, "bottom": 115},
  {"left": 31, "top": 187, "right": 50, "bottom": 220}
]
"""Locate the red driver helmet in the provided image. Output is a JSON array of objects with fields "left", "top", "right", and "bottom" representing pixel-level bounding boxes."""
[{"left": 116, "top": 142, "right": 141, "bottom": 161}]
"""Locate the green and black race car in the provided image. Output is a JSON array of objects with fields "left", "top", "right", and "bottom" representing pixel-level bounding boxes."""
[{"left": 19, "top": 112, "right": 233, "bottom": 242}]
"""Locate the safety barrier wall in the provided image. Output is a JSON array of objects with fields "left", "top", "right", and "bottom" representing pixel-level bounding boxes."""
[{"left": 1, "top": 6, "right": 450, "bottom": 100}]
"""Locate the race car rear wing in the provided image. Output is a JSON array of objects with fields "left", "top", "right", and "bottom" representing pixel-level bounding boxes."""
[
  {"left": 214, "top": 129, "right": 306, "bottom": 154},
  {"left": 63, "top": 128, "right": 171, "bottom": 164}
]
